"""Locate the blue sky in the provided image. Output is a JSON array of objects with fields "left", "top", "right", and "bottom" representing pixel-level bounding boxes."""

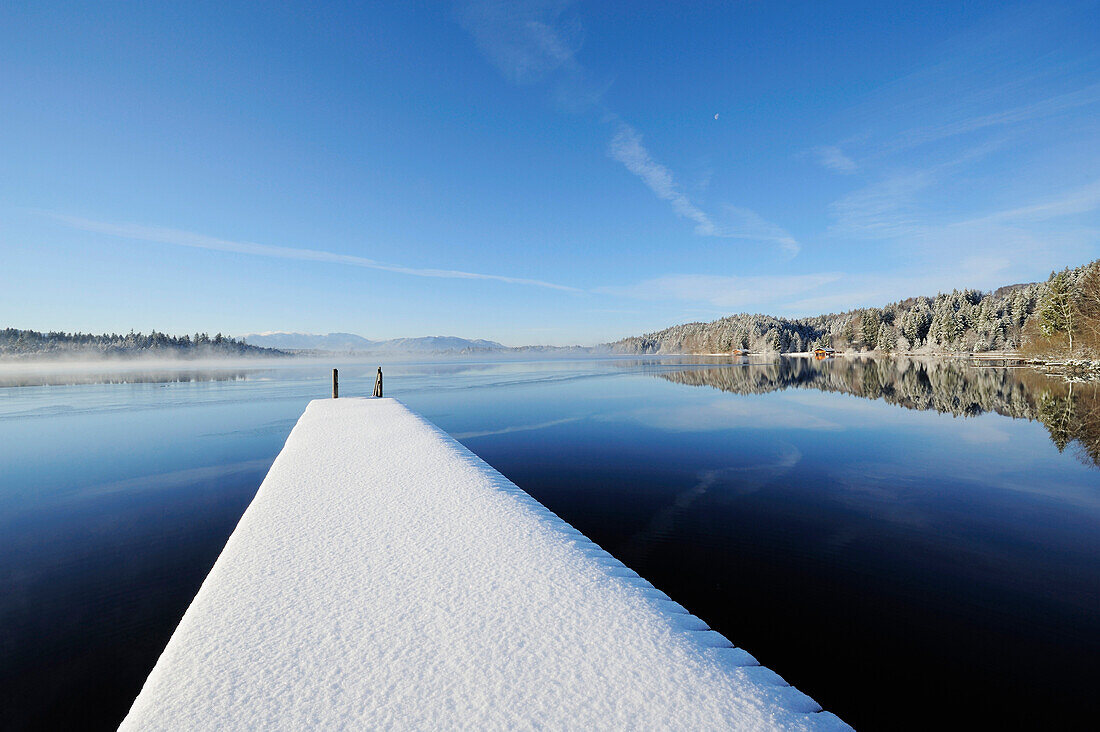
[{"left": 2, "top": 1, "right": 1098, "bottom": 345}]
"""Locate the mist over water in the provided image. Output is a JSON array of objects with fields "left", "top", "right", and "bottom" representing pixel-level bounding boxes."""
[{"left": 1, "top": 356, "right": 1097, "bottom": 730}]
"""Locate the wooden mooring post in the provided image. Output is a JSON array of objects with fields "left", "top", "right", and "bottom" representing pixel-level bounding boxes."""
[{"left": 331, "top": 366, "right": 379, "bottom": 398}]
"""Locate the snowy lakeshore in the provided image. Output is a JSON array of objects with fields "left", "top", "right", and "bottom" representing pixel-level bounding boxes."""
[{"left": 122, "top": 398, "right": 849, "bottom": 730}]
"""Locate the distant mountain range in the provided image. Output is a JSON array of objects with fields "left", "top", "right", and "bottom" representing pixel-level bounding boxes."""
[{"left": 241, "top": 332, "right": 509, "bottom": 354}]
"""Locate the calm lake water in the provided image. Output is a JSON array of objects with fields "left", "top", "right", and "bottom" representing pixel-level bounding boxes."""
[{"left": 1, "top": 356, "right": 1097, "bottom": 730}]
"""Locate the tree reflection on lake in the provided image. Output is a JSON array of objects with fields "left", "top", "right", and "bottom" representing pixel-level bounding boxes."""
[
  {"left": 0, "top": 367, "right": 260, "bottom": 388},
  {"left": 656, "top": 356, "right": 1100, "bottom": 468}
]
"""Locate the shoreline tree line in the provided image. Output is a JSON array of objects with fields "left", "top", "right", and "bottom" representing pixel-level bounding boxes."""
[
  {"left": 0, "top": 329, "right": 285, "bottom": 359},
  {"left": 611, "top": 258, "right": 1100, "bottom": 359}
]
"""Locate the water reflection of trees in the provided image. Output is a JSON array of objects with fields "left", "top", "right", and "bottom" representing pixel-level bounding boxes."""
[
  {"left": 0, "top": 369, "right": 260, "bottom": 388},
  {"left": 658, "top": 357, "right": 1100, "bottom": 468}
]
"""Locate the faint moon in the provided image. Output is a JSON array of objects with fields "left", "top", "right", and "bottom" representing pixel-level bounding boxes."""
[{"left": 714, "top": 113, "right": 719, "bottom": 120}]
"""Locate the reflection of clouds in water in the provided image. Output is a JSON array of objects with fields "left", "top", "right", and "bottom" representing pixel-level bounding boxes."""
[
  {"left": 11, "top": 459, "right": 274, "bottom": 519},
  {"left": 826, "top": 462, "right": 932, "bottom": 530},
  {"left": 957, "top": 424, "right": 1011, "bottom": 444},
  {"left": 970, "top": 468, "right": 1100, "bottom": 512},
  {"left": 0, "top": 368, "right": 259, "bottom": 388},
  {"left": 452, "top": 417, "right": 583, "bottom": 440},
  {"left": 778, "top": 389, "right": 911, "bottom": 416},
  {"left": 832, "top": 456, "right": 1100, "bottom": 517},
  {"left": 202, "top": 419, "right": 299, "bottom": 439},
  {"left": 618, "top": 443, "right": 802, "bottom": 565},
  {"left": 823, "top": 526, "right": 862, "bottom": 553},
  {"left": 407, "top": 369, "right": 615, "bottom": 394},
  {"left": 618, "top": 397, "right": 843, "bottom": 433}
]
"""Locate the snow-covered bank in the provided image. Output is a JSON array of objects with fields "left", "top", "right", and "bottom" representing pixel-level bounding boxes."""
[
  {"left": 122, "top": 398, "right": 849, "bottom": 730},
  {"left": 1032, "top": 358, "right": 1100, "bottom": 381}
]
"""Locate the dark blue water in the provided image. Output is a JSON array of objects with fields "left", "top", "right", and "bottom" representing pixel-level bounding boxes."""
[{"left": 1, "top": 357, "right": 1097, "bottom": 730}]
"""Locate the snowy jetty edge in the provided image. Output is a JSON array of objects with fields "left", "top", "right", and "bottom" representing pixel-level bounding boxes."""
[{"left": 123, "top": 398, "right": 850, "bottom": 730}]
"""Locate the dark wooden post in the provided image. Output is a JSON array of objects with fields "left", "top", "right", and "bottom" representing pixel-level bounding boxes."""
[
  {"left": 332, "top": 368, "right": 339, "bottom": 399},
  {"left": 373, "top": 366, "right": 383, "bottom": 398}
]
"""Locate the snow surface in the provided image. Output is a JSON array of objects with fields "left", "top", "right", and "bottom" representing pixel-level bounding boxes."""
[{"left": 122, "top": 398, "right": 850, "bottom": 730}]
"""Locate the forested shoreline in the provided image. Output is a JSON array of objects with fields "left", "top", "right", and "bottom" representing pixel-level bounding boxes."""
[
  {"left": 611, "top": 259, "right": 1100, "bottom": 360},
  {"left": 6, "top": 258, "right": 1099, "bottom": 364},
  {"left": 0, "top": 329, "right": 285, "bottom": 359}
]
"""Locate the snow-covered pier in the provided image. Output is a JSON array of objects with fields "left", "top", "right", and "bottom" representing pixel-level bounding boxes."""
[{"left": 123, "top": 398, "right": 849, "bottom": 730}]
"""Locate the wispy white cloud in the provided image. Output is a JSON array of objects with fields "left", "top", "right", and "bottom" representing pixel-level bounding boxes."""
[
  {"left": 598, "top": 235, "right": 1078, "bottom": 317},
  {"left": 597, "top": 272, "right": 840, "bottom": 309},
  {"left": 453, "top": 416, "right": 582, "bottom": 440},
  {"left": 827, "top": 138, "right": 1009, "bottom": 239},
  {"left": 720, "top": 206, "right": 800, "bottom": 256},
  {"left": 827, "top": 159, "right": 1100, "bottom": 289},
  {"left": 456, "top": 0, "right": 606, "bottom": 112},
  {"left": 812, "top": 145, "right": 857, "bottom": 173},
  {"left": 624, "top": 399, "right": 840, "bottom": 432},
  {"left": 608, "top": 124, "right": 716, "bottom": 235},
  {"left": 956, "top": 178, "right": 1100, "bottom": 226},
  {"left": 885, "top": 81, "right": 1100, "bottom": 155},
  {"left": 49, "top": 214, "right": 580, "bottom": 292},
  {"left": 460, "top": 1, "right": 798, "bottom": 257},
  {"left": 828, "top": 170, "right": 933, "bottom": 239},
  {"left": 599, "top": 253, "right": 1029, "bottom": 317},
  {"left": 456, "top": 0, "right": 580, "bottom": 85},
  {"left": 782, "top": 256, "right": 1015, "bottom": 314},
  {"left": 831, "top": 3, "right": 1100, "bottom": 163},
  {"left": 609, "top": 124, "right": 800, "bottom": 255},
  {"left": 812, "top": 5, "right": 1100, "bottom": 271}
]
